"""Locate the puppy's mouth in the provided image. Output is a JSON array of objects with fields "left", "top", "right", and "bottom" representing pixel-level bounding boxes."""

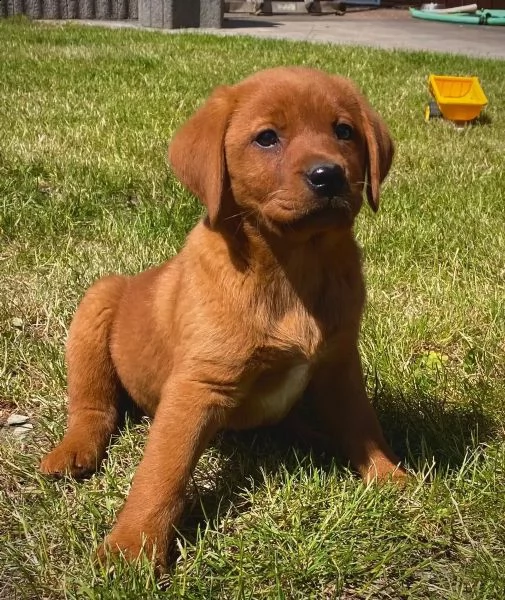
[
  {"left": 309, "top": 194, "right": 352, "bottom": 214},
  {"left": 292, "top": 193, "right": 354, "bottom": 226},
  {"left": 258, "top": 187, "right": 357, "bottom": 235}
]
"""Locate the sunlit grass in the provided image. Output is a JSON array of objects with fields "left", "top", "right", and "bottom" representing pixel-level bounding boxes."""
[{"left": 0, "top": 18, "right": 504, "bottom": 599}]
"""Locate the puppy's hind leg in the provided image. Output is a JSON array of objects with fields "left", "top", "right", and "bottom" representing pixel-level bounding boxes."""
[{"left": 40, "top": 275, "right": 127, "bottom": 478}]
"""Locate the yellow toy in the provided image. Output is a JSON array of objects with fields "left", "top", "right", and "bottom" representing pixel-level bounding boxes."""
[{"left": 425, "top": 74, "right": 488, "bottom": 123}]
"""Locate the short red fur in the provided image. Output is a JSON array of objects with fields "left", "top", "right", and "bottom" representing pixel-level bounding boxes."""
[{"left": 40, "top": 67, "right": 404, "bottom": 569}]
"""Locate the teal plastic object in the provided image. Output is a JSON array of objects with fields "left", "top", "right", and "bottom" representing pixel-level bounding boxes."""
[{"left": 410, "top": 8, "right": 505, "bottom": 25}]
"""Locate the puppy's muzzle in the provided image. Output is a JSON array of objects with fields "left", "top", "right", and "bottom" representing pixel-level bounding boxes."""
[{"left": 305, "top": 163, "right": 347, "bottom": 199}]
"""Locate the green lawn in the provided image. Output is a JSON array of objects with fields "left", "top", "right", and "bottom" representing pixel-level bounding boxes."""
[{"left": 1, "top": 18, "right": 504, "bottom": 599}]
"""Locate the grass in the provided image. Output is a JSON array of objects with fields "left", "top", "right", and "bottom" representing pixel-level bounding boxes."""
[{"left": 1, "top": 16, "right": 504, "bottom": 599}]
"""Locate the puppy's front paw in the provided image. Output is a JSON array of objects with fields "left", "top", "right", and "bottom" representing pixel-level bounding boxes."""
[
  {"left": 40, "top": 438, "right": 103, "bottom": 478},
  {"left": 365, "top": 461, "right": 408, "bottom": 485},
  {"left": 97, "top": 524, "right": 167, "bottom": 570}
]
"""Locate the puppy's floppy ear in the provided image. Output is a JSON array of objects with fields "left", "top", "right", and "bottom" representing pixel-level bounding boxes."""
[
  {"left": 168, "top": 86, "right": 234, "bottom": 228},
  {"left": 360, "top": 104, "right": 394, "bottom": 212}
]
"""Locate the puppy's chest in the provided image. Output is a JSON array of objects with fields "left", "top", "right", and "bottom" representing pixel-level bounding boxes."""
[
  {"left": 251, "top": 362, "right": 311, "bottom": 426},
  {"left": 229, "top": 275, "right": 362, "bottom": 429},
  {"left": 235, "top": 311, "right": 324, "bottom": 428},
  {"left": 270, "top": 307, "right": 324, "bottom": 359}
]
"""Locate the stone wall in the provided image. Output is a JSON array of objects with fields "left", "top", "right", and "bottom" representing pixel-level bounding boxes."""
[
  {"left": 138, "top": 0, "right": 223, "bottom": 28},
  {"left": 0, "top": 0, "right": 225, "bottom": 24},
  {"left": 0, "top": 0, "right": 138, "bottom": 19}
]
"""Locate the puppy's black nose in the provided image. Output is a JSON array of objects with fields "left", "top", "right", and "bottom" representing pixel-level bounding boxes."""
[{"left": 306, "top": 163, "right": 346, "bottom": 198}]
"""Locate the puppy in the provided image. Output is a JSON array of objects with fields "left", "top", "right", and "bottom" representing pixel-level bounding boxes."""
[{"left": 40, "top": 67, "right": 404, "bottom": 568}]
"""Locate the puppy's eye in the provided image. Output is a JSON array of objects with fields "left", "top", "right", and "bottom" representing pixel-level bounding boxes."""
[
  {"left": 334, "top": 123, "right": 354, "bottom": 141},
  {"left": 254, "top": 129, "right": 279, "bottom": 148}
]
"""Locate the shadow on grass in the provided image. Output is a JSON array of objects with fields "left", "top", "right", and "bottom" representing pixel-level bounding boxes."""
[
  {"left": 177, "top": 388, "right": 494, "bottom": 550},
  {"left": 371, "top": 387, "right": 493, "bottom": 470},
  {"left": 475, "top": 112, "right": 492, "bottom": 126}
]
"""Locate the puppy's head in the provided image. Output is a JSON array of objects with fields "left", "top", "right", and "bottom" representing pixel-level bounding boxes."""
[{"left": 169, "top": 67, "right": 393, "bottom": 238}]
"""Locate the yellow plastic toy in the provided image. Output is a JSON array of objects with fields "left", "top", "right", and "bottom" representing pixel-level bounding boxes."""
[{"left": 425, "top": 74, "right": 488, "bottom": 123}]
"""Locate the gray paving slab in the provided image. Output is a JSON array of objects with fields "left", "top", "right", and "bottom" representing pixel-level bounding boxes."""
[
  {"left": 219, "top": 11, "right": 505, "bottom": 60},
  {"left": 54, "top": 8, "right": 505, "bottom": 60}
]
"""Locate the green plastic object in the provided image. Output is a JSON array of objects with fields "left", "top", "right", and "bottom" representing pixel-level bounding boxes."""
[{"left": 410, "top": 7, "right": 505, "bottom": 25}]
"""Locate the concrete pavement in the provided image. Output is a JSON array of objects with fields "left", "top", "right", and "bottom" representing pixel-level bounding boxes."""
[
  {"left": 73, "top": 8, "right": 505, "bottom": 60},
  {"left": 219, "top": 10, "right": 505, "bottom": 60}
]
